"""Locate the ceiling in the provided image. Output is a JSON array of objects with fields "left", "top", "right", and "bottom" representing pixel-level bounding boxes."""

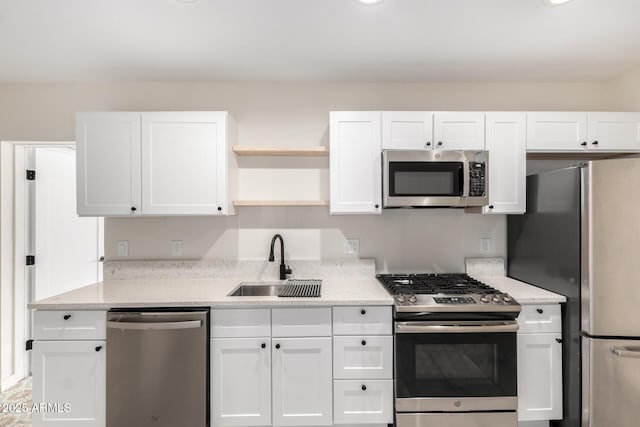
[{"left": 1, "top": 0, "right": 640, "bottom": 83}]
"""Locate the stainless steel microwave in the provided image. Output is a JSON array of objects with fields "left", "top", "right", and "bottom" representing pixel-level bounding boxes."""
[{"left": 382, "top": 150, "right": 488, "bottom": 208}]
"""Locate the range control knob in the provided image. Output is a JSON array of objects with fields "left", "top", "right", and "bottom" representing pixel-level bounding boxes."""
[
  {"left": 492, "top": 295, "right": 501, "bottom": 303},
  {"left": 408, "top": 295, "right": 417, "bottom": 303},
  {"left": 396, "top": 295, "right": 406, "bottom": 303},
  {"left": 503, "top": 294, "right": 512, "bottom": 303},
  {"left": 480, "top": 295, "right": 490, "bottom": 303}
]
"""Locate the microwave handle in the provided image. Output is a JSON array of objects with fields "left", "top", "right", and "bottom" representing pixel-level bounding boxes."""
[{"left": 462, "top": 160, "right": 470, "bottom": 197}]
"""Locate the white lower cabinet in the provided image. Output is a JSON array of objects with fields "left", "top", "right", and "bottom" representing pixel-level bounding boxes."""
[
  {"left": 32, "top": 340, "right": 106, "bottom": 427},
  {"left": 211, "top": 337, "right": 272, "bottom": 427},
  {"left": 517, "top": 304, "right": 563, "bottom": 423},
  {"left": 272, "top": 337, "right": 333, "bottom": 426},
  {"left": 333, "top": 380, "right": 393, "bottom": 424}
]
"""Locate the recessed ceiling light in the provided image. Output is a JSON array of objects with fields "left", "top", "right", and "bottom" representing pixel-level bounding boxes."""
[
  {"left": 543, "top": 0, "right": 573, "bottom": 6},
  {"left": 357, "top": 0, "right": 384, "bottom": 5}
]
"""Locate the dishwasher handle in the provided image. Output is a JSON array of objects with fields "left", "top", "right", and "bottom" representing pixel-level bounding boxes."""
[{"left": 107, "top": 320, "right": 202, "bottom": 330}]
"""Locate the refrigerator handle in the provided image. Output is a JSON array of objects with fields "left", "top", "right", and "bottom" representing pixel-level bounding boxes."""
[{"left": 610, "top": 346, "right": 640, "bottom": 358}]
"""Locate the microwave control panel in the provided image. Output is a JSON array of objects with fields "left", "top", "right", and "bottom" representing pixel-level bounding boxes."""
[{"left": 468, "top": 162, "right": 486, "bottom": 197}]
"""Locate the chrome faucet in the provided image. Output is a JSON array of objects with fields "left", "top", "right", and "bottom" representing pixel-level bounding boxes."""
[{"left": 269, "top": 234, "right": 292, "bottom": 280}]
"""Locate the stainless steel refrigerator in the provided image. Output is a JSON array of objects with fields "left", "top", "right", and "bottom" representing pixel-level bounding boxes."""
[{"left": 507, "top": 159, "right": 640, "bottom": 427}]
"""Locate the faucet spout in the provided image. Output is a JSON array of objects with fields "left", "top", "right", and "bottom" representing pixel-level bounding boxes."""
[{"left": 269, "top": 234, "right": 292, "bottom": 280}]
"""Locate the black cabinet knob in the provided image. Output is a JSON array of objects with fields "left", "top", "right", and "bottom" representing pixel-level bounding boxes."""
[
  {"left": 488, "top": 205, "right": 494, "bottom": 209},
  {"left": 130, "top": 206, "right": 137, "bottom": 212},
  {"left": 592, "top": 140, "right": 599, "bottom": 145},
  {"left": 581, "top": 141, "right": 587, "bottom": 146},
  {"left": 556, "top": 338, "right": 563, "bottom": 343},
  {"left": 95, "top": 346, "right": 102, "bottom": 352},
  {"left": 63, "top": 314, "right": 71, "bottom": 320},
  {"left": 374, "top": 204, "right": 379, "bottom": 209},
  {"left": 426, "top": 142, "right": 431, "bottom": 146},
  {"left": 361, "top": 385, "right": 367, "bottom": 391},
  {"left": 217, "top": 207, "right": 222, "bottom": 211},
  {"left": 261, "top": 343, "right": 266, "bottom": 349},
  {"left": 361, "top": 340, "right": 367, "bottom": 346},
  {"left": 360, "top": 309, "right": 366, "bottom": 315},
  {"left": 275, "top": 343, "right": 280, "bottom": 349},
  {"left": 537, "top": 308, "right": 544, "bottom": 314},
  {"left": 437, "top": 141, "right": 443, "bottom": 146}
]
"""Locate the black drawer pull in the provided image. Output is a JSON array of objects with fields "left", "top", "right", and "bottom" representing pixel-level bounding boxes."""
[
  {"left": 360, "top": 309, "right": 366, "bottom": 315},
  {"left": 261, "top": 343, "right": 266, "bottom": 349},
  {"left": 536, "top": 308, "right": 544, "bottom": 314},
  {"left": 95, "top": 346, "right": 103, "bottom": 352},
  {"left": 63, "top": 314, "right": 71, "bottom": 320},
  {"left": 361, "top": 340, "right": 366, "bottom": 346},
  {"left": 556, "top": 338, "right": 563, "bottom": 344},
  {"left": 275, "top": 343, "right": 280, "bottom": 349},
  {"left": 361, "top": 385, "right": 367, "bottom": 391}
]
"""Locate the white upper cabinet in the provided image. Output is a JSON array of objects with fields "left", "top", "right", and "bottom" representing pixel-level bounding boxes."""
[
  {"left": 77, "top": 111, "right": 236, "bottom": 216},
  {"left": 381, "top": 111, "right": 434, "bottom": 150},
  {"left": 483, "top": 112, "right": 526, "bottom": 214},
  {"left": 329, "top": 112, "right": 382, "bottom": 214},
  {"left": 527, "top": 112, "right": 640, "bottom": 152},
  {"left": 587, "top": 112, "right": 640, "bottom": 151},
  {"left": 141, "top": 112, "right": 231, "bottom": 215},
  {"left": 433, "top": 112, "right": 485, "bottom": 150},
  {"left": 76, "top": 112, "right": 142, "bottom": 216}
]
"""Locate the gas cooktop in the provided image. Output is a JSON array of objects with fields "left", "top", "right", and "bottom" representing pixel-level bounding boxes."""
[{"left": 376, "top": 273, "right": 521, "bottom": 313}]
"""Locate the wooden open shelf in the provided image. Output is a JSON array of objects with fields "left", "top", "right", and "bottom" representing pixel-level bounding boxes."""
[
  {"left": 233, "top": 146, "right": 329, "bottom": 157},
  {"left": 233, "top": 200, "right": 329, "bottom": 207}
]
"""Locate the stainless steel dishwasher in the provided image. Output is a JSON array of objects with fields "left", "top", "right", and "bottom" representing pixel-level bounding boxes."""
[{"left": 107, "top": 309, "right": 209, "bottom": 427}]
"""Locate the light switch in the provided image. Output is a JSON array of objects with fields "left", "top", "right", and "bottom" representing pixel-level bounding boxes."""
[
  {"left": 171, "top": 240, "right": 183, "bottom": 257},
  {"left": 117, "top": 241, "right": 129, "bottom": 257}
]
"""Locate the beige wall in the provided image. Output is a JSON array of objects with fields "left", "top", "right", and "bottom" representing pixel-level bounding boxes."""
[
  {"left": 0, "top": 80, "right": 619, "bottom": 272},
  {"left": 607, "top": 67, "right": 640, "bottom": 110}
]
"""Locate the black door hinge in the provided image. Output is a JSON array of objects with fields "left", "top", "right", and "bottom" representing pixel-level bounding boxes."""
[
  {"left": 26, "top": 170, "right": 35, "bottom": 180},
  {"left": 26, "top": 340, "right": 33, "bottom": 351},
  {"left": 26, "top": 255, "right": 35, "bottom": 266}
]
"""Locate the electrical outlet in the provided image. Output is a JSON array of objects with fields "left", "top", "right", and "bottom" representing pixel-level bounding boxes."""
[
  {"left": 480, "top": 238, "right": 491, "bottom": 253},
  {"left": 345, "top": 238, "right": 360, "bottom": 255},
  {"left": 171, "top": 240, "right": 183, "bottom": 257},
  {"left": 117, "top": 241, "right": 129, "bottom": 257}
]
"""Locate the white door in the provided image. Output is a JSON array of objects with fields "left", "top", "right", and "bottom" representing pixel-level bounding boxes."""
[
  {"left": 433, "top": 112, "right": 485, "bottom": 150},
  {"left": 526, "top": 112, "right": 588, "bottom": 151},
  {"left": 76, "top": 112, "right": 141, "bottom": 216},
  {"left": 141, "top": 112, "right": 229, "bottom": 215},
  {"left": 32, "top": 340, "right": 106, "bottom": 426},
  {"left": 587, "top": 112, "right": 640, "bottom": 152},
  {"left": 329, "top": 112, "right": 382, "bottom": 214},
  {"left": 272, "top": 337, "right": 333, "bottom": 426},
  {"left": 517, "top": 333, "right": 563, "bottom": 421},
  {"left": 211, "top": 337, "right": 272, "bottom": 427},
  {"left": 483, "top": 113, "right": 526, "bottom": 214},
  {"left": 381, "top": 111, "right": 434, "bottom": 150},
  {"left": 33, "top": 147, "right": 103, "bottom": 301}
]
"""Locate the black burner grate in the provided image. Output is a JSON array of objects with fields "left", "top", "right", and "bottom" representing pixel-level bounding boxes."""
[{"left": 376, "top": 273, "right": 497, "bottom": 295}]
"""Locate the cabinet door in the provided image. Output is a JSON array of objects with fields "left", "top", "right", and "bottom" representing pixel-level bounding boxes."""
[
  {"left": 333, "top": 380, "right": 393, "bottom": 425},
  {"left": 433, "top": 112, "right": 485, "bottom": 150},
  {"left": 483, "top": 113, "right": 526, "bottom": 214},
  {"left": 526, "top": 112, "right": 588, "bottom": 151},
  {"left": 141, "top": 112, "right": 229, "bottom": 215},
  {"left": 517, "top": 333, "right": 563, "bottom": 421},
  {"left": 329, "top": 112, "right": 382, "bottom": 214},
  {"left": 32, "top": 340, "right": 106, "bottom": 426},
  {"left": 382, "top": 111, "right": 433, "bottom": 150},
  {"left": 211, "top": 337, "right": 272, "bottom": 427},
  {"left": 76, "top": 112, "right": 141, "bottom": 216},
  {"left": 272, "top": 337, "right": 333, "bottom": 426},
  {"left": 587, "top": 112, "right": 640, "bottom": 152},
  {"left": 333, "top": 335, "right": 393, "bottom": 380}
]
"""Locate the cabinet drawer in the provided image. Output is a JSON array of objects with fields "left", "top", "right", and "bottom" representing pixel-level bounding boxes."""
[
  {"left": 333, "top": 380, "right": 393, "bottom": 425},
  {"left": 211, "top": 309, "right": 270, "bottom": 338},
  {"left": 33, "top": 310, "right": 106, "bottom": 340},
  {"left": 333, "top": 306, "right": 392, "bottom": 335},
  {"left": 333, "top": 336, "right": 393, "bottom": 379},
  {"left": 272, "top": 308, "right": 332, "bottom": 337},
  {"left": 518, "top": 304, "right": 562, "bottom": 334}
]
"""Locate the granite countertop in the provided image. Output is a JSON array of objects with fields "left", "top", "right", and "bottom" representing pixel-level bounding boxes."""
[
  {"left": 478, "top": 275, "right": 566, "bottom": 304},
  {"left": 28, "top": 277, "right": 394, "bottom": 310}
]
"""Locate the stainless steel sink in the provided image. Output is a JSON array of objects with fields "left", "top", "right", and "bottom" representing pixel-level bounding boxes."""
[{"left": 228, "top": 282, "right": 283, "bottom": 297}]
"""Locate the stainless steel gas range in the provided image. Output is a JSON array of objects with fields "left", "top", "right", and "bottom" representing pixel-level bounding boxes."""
[{"left": 376, "top": 273, "right": 521, "bottom": 427}]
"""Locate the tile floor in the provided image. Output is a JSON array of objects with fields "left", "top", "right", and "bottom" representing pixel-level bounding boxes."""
[{"left": 0, "top": 377, "right": 32, "bottom": 426}]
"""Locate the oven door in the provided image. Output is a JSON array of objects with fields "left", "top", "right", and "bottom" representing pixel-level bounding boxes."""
[
  {"left": 394, "top": 320, "right": 518, "bottom": 412},
  {"left": 383, "top": 150, "right": 468, "bottom": 207}
]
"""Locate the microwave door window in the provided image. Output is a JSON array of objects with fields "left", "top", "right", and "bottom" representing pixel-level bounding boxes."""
[{"left": 389, "top": 162, "right": 463, "bottom": 197}]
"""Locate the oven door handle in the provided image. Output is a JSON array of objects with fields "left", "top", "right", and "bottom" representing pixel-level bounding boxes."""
[{"left": 395, "top": 321, "right": 518, "bottom": 334}]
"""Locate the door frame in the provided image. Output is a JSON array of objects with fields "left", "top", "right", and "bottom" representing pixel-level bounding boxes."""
[{"left": 0, "top": 140, "right": 104, "bottom": 391}]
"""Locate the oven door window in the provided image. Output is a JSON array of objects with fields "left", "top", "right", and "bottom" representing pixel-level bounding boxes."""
[
  {"left": 395, "top": 332, "right": 516, "bottom": 398},
  {"left": 388, "top": 162, "right": 463, "bottom": 197}
]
